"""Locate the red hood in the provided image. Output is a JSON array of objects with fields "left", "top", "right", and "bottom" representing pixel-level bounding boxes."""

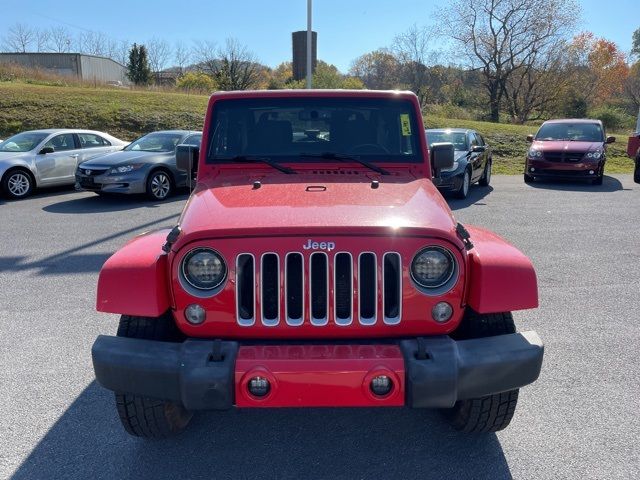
[
  {"left": 531, "top": 140, "right": 604, "bottom": 152},
  {"left": 175, "top": 171, "right": 459, "bottom": 245}
]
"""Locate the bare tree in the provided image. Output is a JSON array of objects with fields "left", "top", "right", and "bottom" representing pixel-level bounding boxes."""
[
  {"left": 503, "top": 40, "right": 572, "bottom": 122},
  {"left": 194, "top": 38, "right": 261, "bottom": 90},
  {"left": 193, "top": 40, "right": 218, "bottom": 75},
  {"left": 49, "top": 26, "right": 73, "bottom": 53},
  {"left": 115, "top": 40, "right": 131, "bottom": 65},
  {"left": 78, "top": 31, "right": 108, "bottom": 56},
  {"left": 174, "top": 41, "right": 192, "bottom": 75},
  {"left": 3, "top": 23, "right": 35, "bottom": 52},
  {"left": 35, "top": 29, "right": 51, "bottom": 52},
  {"left": 440, "top": 0, "right": 578, "bottom": 122},
  {"left": 146, "top": 37, "right": 172, "bottom": 83},
  {"left": 392, "top": 25, "right": 436, "bottom": 106}
]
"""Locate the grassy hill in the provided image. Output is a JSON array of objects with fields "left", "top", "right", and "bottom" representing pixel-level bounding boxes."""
[{"left": 0, "top": 82, "right": 633, "bottom": 174}]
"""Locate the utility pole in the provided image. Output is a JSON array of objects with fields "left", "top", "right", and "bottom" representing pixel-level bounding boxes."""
[{"left": 306, "top": 0, "right": 312, "bottom": 89}]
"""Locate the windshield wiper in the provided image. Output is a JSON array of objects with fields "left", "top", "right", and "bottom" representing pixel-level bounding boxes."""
[
  {"left": 227, "top": 155, "right": 296, "bottom": 174},
  {"left": 299, "top": 152, "right": 390, "bottom": 175}
]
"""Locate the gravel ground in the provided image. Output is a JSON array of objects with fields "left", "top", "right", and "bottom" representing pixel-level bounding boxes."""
[{"left": 0, "top": 175, "right": 638, "bottom": 480}]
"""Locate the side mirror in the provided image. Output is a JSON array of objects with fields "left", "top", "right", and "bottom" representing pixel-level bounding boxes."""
[
  {"left": 606, "top": 136, "right": 615, "bottom": 144},
  {"left": 471, "top": 145, "right": 486, "bottom": 153},
  {"left": 176, "top": 144, "right": 199, "bottom": 174},
  {"left": 39, "top": 146, "right": 55, "bottom": 154},
  {"left": 430, "top": 142, "right": 454, "bottom": 176},
  {"left": 526, "top": 135, "right": 534, "bottom": 143}
]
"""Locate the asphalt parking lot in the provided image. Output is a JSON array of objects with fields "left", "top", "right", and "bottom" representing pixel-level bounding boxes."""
[{"left": 1, "top": 175, "right": 639, "bottom": 479}]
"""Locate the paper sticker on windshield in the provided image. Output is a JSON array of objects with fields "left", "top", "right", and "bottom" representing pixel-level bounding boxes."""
[{"left": 400, "top": 114, "right": 412, "bottom": 136}]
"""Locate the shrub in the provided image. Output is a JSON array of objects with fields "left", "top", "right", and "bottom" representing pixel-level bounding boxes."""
[
  {"left": 589, "top": 106, "right": 635, "bottom": 131},
  {"left": 176, "top": 72, "right": 217, "bottom": 94}
]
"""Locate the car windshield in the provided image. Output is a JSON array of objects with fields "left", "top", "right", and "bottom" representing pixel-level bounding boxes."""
[
  {"left": 426, "top": 131, "right": 468, "bottom": 150},
  {"left": 0, "top": 132, "right": 48, "bottom": 152},
  {"left": 535, "top": 123, "right": 604, "bottom": 142},
  {"left": 125, "top": 132, "right": 185, "bottom": 152},
  {"left": 206, "top": 97, "right": 421, "bottom": 163}
]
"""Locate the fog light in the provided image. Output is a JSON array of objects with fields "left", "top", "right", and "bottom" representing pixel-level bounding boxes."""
[
  {"left": 589, "top": 170, "right": 594, "bottom": 175},
  {"left": 184, "top": 304, "right": 206, "bottom": 324},
  {"left": 370, "top": 375, "right": 393, "bottom": 396},
  {"left": 530, "top": 167, "right": 535, "bottom": 172},
  {"left": 432, "top": 302, "right": 453, "bottom": 323},
  {"left": 248, "top": 376, "right": 270, "bottom": 397}
]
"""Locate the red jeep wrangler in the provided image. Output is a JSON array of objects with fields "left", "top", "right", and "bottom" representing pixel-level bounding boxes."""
[{"left": 92, "top": 90, "right": 543, "bottom": 438}]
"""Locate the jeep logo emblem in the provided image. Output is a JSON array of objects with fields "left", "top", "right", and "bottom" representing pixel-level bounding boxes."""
[{"left": 303, "top": 239, "right": 335, "bottom": 252}]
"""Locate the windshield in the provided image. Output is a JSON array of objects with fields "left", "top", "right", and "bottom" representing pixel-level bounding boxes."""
[
  {"left": 0, "top": 132, "right": 48, "bottom": 152},
  {"left": 426, "top": 131, "right": 468, "bottom": 150},
  {"left": 206, "top": 97, "right": 421, "bottom": 164},
  {"left": 125, "top": 132, "right": 185, "bottom": 152},
  {"left": 535, "top": 123, "right": 604, "bottom": 142}
]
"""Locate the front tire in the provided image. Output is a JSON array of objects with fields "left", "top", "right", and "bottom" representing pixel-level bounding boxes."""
[
  {"left": 592, "top": 175, "right": 603, "bottom": 185},
  {"left": 1, "top": 168, "right": 34, "bottom": 199},
  {"left": 114, "top": 313, "right": 192, "bottom": 438},
  {"left": 634, "top": 157, "right": 640, "bottom": 184},
  {"left": 479, "top": 159, "right": 491, "bottom": 186},
  {"left": 524, "top": 173, "right": 534, "bottom": 184},
  {"left": 454, "top": 169, "right": 471, "bottom": 199},
  {"left": 443, "top": 311, "right": 520, "bottom": 433},
  {"left": 146, "top": 170, "right": 173, "bottom": 201}
]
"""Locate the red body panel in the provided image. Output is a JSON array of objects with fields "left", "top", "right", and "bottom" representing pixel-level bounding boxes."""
[
  {"left": 235, "top": 344, "right": 405, "bottom": 407},
  {"left": 465, "top": 226, "right": 538, "bottom": 313},
  {"left": 627, "top": 135, "right": 640, "bottom": 158},
  {"left": 171, "top": 235, "right": 467, "bottom": 339},
  {"left": 96, "top": 230, "right": 171, "bottom": 317},
  {"left": 173, "top": 173, "right": 459, "bottom": 247}
]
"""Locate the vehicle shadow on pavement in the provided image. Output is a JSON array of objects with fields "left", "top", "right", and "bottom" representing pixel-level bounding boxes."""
[
  {"left": 446, "top": 186, "right": 494, "bottom": 211},
  {"left": 0, "top": 213, "right": 179, "bottom": 275},
  {"left": 42, "top": 191, "right": 189, "bottom": 214},
  {"left": 11, "top": 382, "right": 512, "bottom": 480},
  {"left": 526, "top": 175, "right": 623, "bottom": 192},
  {"left": 0, "top": 185, "right": 77, "bottom": 206}
]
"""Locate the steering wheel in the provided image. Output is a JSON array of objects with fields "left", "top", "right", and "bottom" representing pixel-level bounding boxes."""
[{"left": 347, "top": 143, "right": 390, "bottom": 154}]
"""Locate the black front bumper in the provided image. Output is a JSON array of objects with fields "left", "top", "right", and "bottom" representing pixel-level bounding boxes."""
[{"left": 92, "top": 332, "right": 543, "bottom": 410}]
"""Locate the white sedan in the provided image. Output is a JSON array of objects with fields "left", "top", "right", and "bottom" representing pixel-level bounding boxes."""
[{"left": 0, "top": 129, "right": 127, "bottom": 199}]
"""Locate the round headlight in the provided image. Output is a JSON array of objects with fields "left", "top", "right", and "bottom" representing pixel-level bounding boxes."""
[
  {"left": 411, "top": 247, "right": 455, "bottom": 289},
  {"left": 181, "top": 248, "right": 227, "bottom": 290}
]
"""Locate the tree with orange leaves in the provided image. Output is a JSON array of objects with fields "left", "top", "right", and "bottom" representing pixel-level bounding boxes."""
[{"left": 568, "top": 32, "right": 629, "bottom": 107}]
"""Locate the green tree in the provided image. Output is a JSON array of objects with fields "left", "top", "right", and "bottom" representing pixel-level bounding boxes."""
[
  {"left": 312, "top": 61, "right": 364, "bottom": 89},
  {"left": 126, "top": 43, "right": 152, "bottom": 86}
]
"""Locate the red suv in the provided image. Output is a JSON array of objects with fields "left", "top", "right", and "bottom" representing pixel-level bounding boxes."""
[
  {"left": 91, "top": 90, "right": 543, "bottom": 438},
  {"left": 524, "top": 119, "right": 615, "bottom": 185}
]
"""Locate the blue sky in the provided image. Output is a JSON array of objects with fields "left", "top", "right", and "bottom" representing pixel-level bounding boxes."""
[{"left": 0, "top": 0, "right": 637, "bottom": 71}]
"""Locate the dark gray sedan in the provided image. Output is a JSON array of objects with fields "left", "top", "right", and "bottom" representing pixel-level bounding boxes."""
[{"left": 75, "top": 130, "right": 202, "bottom": 200}]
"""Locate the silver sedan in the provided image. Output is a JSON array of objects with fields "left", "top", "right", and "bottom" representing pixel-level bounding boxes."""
[
  {"left": 0, "top": 129, "right": 127, "bottom": 199},
  {"left": 75, "top": 130, "right": 201, "bottom": 201}
]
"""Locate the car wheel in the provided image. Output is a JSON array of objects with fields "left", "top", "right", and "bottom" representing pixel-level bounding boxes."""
[
  {"left": 592, "top": 175, "right": 603, "bottom": 186},
  {"left": 454, "top": 169, "right": 471, "bottom": 199},
  {"left": 114, "top": 313, "right": 192, "bottom": 438},
  {"left": 443, "top": 310, "right": 520, "bottom": 433},
  {"left": 146, "top": 170, "right": 172, "bottom": 201},
  {"left": 1, "top": 169, "right": 34, "bottom": 199},
  {"left": 634, "top": 157, "right": 640, "bottom": 184},
  {"left": 524, "top": 173, "right": 534, "bottom": 184},
  {"left": 479, "top": 159, "right": 492, "bottom": 186}
]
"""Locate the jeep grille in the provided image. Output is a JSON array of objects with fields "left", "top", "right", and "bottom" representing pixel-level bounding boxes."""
[{"left": 235, "top": 251, "right": 402, "bottom": 327}]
